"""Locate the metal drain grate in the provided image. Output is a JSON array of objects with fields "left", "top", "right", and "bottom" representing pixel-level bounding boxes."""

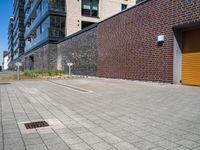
[{"left": 24, "top": 121, "right": 49, "bottom": 129}]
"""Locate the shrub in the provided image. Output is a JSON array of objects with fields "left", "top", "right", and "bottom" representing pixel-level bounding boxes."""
[{"left": 23, "top": 70, "right": 64, "bottom": 77}]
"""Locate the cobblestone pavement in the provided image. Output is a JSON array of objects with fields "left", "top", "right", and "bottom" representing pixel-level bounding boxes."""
[{"left": 0, "top": 78, "right": 200, "bottom": 150}]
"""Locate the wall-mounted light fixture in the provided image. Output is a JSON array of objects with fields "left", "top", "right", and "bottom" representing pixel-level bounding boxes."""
[{"left": 157, "top": 35, "right": 165, "bottom": 46}]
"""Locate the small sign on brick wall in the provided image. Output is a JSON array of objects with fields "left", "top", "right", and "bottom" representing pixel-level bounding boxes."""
[{"left": 67, "top": 63, "right": 73, "bottom": 66}]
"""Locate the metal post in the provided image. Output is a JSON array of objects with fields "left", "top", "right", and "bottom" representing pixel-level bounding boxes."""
[
  {"left": 17, "top": 65, "right": 20, "bottom": 80},
  {"left": 69, "top": 65, "right": 71, "bottom": 76},
  {"left": 15, "top": 62, "right": 22, "bottom": 80},
  {"left": 67, "top": 63, "right": 73, "bottom": 77}
]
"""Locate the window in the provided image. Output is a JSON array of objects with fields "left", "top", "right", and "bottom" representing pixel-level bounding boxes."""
[
  {"left": 81, "top": 21, "right": 95, "bottom": 29},
  {"left": 50, "top": 16, "right": 65, "bottom": 37},
  {"left": 136, "top": 0, "right": 145, "bottom": 4},
  {"left": 41, "top": 17, "right": 50, "bottom": 32},
  {"left": 121, "top": 4, "right": 127, "bottom": 11},
  {"left": 49, "top": 0, "right": 65, "bottom": 11},
  {"left": 36, "top": 17, "right": 50, "bottom": 36},
  {"left": 82, "top": 0, "right": 99, "bottom": 17}
]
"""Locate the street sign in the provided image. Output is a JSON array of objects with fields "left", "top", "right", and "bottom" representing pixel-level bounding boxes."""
[
  {"left": 67, "top": 63, "right": 73, "bottom": 76},
  {"left": 15, "top": 62, "right": 22, "bottom": 66},
  {"left": 15, "top": 62, "right": 22, "bottom": 80},
  {"left": 67, "top": 63, "right": 73, "bottom": 66}
]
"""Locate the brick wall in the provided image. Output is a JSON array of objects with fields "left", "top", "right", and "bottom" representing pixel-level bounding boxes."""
[
  {"left": 57, "top": 27, "right": 97, "bottom": 76},
  {"left": 19, "top": 27, "right": 97, "bottom": 75},
  {"left": 172, "top": 0, "right": 200, "bottom": 27},
  {"left": 97, "top": 0, "right": 200, "bottom": 83}
]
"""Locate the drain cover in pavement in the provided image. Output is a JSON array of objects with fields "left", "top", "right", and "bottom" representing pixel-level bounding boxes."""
[{"left": 24, "top": 121, "right": 49, "bottom": 129}]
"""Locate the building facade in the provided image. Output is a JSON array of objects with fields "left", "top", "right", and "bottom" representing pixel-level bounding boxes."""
[
  {"left": 24, "top": 0, "right": 66, "bottom": 53},
  {"left": 12, "top": 0, "right": 136, "bottom": 70},
  {"left": 13, "top": 0, "right": 25, "bottom": 60},
  {"left": 66, "top": 0, "right": 136, "bottom": 36},
  {"left": 10, "top": 0, "right": 136, "bottom": 60},
  {"left": 2, "top": 51, "right": 9, "bottom": 70},
  {"left": 8, "top": 17, "right": 14, "bottom": 64}
]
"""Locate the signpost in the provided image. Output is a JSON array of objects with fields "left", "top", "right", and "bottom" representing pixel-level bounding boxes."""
[
  {"left": 67, "top": 63, "right": 73, "bottom": 76},
  {"left": 15, "top": 62, "right": 22, "bottom": 80}
]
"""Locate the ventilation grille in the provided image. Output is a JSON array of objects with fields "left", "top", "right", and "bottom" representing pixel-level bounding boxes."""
[{"left": 25, "top": 121, "right": 49, "bottom": 129}]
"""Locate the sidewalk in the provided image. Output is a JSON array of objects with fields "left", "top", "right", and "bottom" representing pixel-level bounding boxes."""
[{"left": 0, "top": 79, "right": 200, "bottom": 150}]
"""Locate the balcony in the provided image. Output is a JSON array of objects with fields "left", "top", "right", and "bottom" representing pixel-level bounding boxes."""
[
  {"left": 25, "top": 28, "right": 48, "bottom": 52},
  {"left": 13, "top": 52, "right": 19, "bottom": 60},
  {"left": 14, "top": 9, "right": 24, "bottom": 21},
  {"left": 13, "top": 40, "right": 19, "bottom": 51},
  {"left": 24, "top": 5, "right": 49, "bottom": 39},
  {"left": 8, "top": 43, "right": 13, "bottom": 50},
  {"left": 25, "top": 4, "right": 65, "bottom": 39},
  {"left": 13, "top": 19, "right": 19, "bottom": 34},
  {"left": 24, "top": 0, "right": 39, "bottom": 25},
  {"left": 8, "top": 39, "right": 13, "bottom": 46},
  {"left": 13, "top": 31, "right": 24, "bottom": 44},
  {"left": 24, "top": 0, "right": 31, "bottom": 11},
  {"left": 25, "top": 27, "right": 65, "bottom": 52},
  {"left": 8, "top": 34, "right": 13, "bottom": 41},
  {"left": 13, "top": 0, "right": 24, "bottom": 15},
  {"left": 48, "top": 3, "right": 65, "bottom": 12},
  {"left": 13, "top": 39, "right": 24, "bottom": 52}
]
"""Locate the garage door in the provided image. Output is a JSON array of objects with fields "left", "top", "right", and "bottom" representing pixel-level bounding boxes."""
[{"left": 182, "top": 28, "right": 200, "bottom": 86}]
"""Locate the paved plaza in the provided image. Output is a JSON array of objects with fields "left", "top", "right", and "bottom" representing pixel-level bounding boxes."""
[{"left": 0, "top": 78, "right": 200, "bottom": 150}]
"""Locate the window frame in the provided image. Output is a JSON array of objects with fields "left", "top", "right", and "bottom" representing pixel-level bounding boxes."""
[{"left": 81, "top": 0, "right": 99, "bottom": 18}]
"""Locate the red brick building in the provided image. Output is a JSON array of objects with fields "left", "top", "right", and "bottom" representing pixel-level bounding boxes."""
[{"left": 97, "top": 0, "right": 200, "bottom": 85}]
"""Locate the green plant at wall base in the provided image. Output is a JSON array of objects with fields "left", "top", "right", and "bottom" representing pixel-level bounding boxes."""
[{"left": 23, "top": 70, "right": 64, "bottom": 77}]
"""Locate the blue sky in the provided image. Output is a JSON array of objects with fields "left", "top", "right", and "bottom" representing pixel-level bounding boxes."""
[{"left": 0, "top": 0, "right": 13, "bottom": 65}]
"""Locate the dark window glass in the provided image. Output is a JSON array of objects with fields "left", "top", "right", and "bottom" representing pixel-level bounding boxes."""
[
  {"left": 81, "top": 21, "right": 95, "bottom": 29},
  {"left": 50, "top": 16, "right": 65, "bottom": 37},
  {"left": 49, "top": 0, "right": 65, "bottom": 11},
  {"left": 121, "top": 4, "right": 127, "bottom": 11},
  {"left": 136, "top": 0, "right": 145, "bottom": 4},
  {"left": 82, "top": 0, "right": 99, "bottom": 17}
]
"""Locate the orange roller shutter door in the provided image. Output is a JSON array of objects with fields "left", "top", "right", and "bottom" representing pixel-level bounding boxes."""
[{"left": 182, "top": 28, "right": 200, "bottom": 86}]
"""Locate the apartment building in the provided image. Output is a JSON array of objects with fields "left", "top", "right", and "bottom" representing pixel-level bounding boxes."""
[
  {"left": 13, "top": 0, "right": 25, "bottom": 60},
  {"left": 8, "top": 17, "right": 14, "bottom": 63}
]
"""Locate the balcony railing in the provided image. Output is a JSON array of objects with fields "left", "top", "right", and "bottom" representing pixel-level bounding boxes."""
[
  {"left": 13, "top": 40, "right": 19, "bottom": 51},
  {"left": 13, "top": 19, "right": 19, "bottom": 34},
  {"left": 25, "top": 28, "right": 49, "bottom": 52},
  {"left": 25, "top": 27, "right": 65, "bottom": 52},
  {"left": 24, "top": 0, "right": 30, "bottom": 11},
  {"left": 14, "top": 8, "right": 24, "bottom": 22},
  {"left": 13, "top": 52, "right": 19, "bottom": 60},
  {"left": 49, "top": 27, "right": 65, "bottom": 38},
  {"left": 24, "top": 5, "right": 49, "bottom": 39},
  {"left": 24, "top": 0, "right": 38, "bottom": 25},
  {"left": 13, "top": 1, "right": 24, "bottom": 15},
  {"left": 48, "top": 4, "right": 65, "bottom": 12},
  {"left": 13, "top": 31, "right": 24, "bottom": 44},
  {"left": 13, "top": 39, "right": 24, "bottom": 52}
]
